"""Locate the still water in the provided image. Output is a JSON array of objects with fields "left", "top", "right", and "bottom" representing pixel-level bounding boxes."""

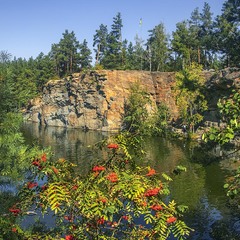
[{"left": 21, "top": 122, "right": 240, "bottom": 240}]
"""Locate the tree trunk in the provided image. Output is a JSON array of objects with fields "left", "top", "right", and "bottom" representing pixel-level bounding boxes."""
[
  {"left": 198, "top": 47, "right": 201, "bottom": 64},
  {"left": 96, "top": 44, "right": 101, "bottom": 65}
]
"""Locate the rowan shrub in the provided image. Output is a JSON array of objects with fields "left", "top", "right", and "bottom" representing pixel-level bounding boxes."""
[{"left": 3, "top": 132, "right": 192, "bottom": 239}]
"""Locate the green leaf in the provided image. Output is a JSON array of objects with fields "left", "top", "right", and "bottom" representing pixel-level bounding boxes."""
[
  {"left": 233, "top": 189, "right": 238, "bottom": 195},
  {"left": 162, "top": 173, "right": 173, "bottom": 181},
  {"left": 209, "top": 134, "right": 216, "bottom": 140},
  {"left": 223, "top": 183, "right": 229, "bottom": 189}
]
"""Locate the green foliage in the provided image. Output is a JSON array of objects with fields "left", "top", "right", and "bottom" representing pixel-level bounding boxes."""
[
  {"left": 224, "top": 167, "right": 240, "bottom": 201},
  {"left": 175, "top": 63, "right": 208, "bottom": 133},
  {"left": 11, "top": 65, "right": 38, "bottom": 107},
  {"left": 93, "top": 24, "right": 108, "bottom": 65},
  {"left": 213, "top": 0, "right": 240, "bottom": 67},
  {"left": 0, "top": 53, "right": 55, "bottom": 115},
  {"left": 0, "top": 113, "right": 41, "bottom": 180},
  {"left": 198, "top": 2, "right": 215, "bottom": 69},
  {"left": 171, "top": 21, "right": 195, "bottom": 68},
  {"left": 123, "top": 82, "right": 171, "bottom": 136},
  {"left": 0, "top": 112, "right": 46, "bottom": 239},
  {"left": 2, "top": 132, "right": 192, "bottom": 239},
  {"left": 202, "top": 89, "right": 240, "bottom": 204},
  {"left": 0, "top": 69, "right": 15, "bottom": 118},
  {"left": 173, "top": 165, "right": 187, "bottom": 175},
  {"left": 0, "top": 50, "right": 12, "bottom": 64},
  {"left": 218, "top": 90, "right": 240, "bottom": 129},
  {"left": 170, "top": 0, "right": 240, "bottom": 70},
  {"left": 203, "top": 125, "right": 235, "bottom": 145},
  {"left": 34, "top": 52, "right": 56, "bottom": 91},
  {"left": 202, "top": 90, "right": 240, "bottom": 145},
  {"left": 125, "top": 36, "right": 145, "bottom": 70},
  {"left": 101, "top": 12, "right": 125, "bottom": 70},
  {"left": 79, "top": 39, "right": 92, "bottom": 69},
  {"left": 123, "top": 82, "right": 152, "bottom": 133},
  {"left": 50, "top": 30, "right": 82, "bottom": 77},
  {"left": 150, "top": 102, "right": 171, "bottom": 136},
  {"left": 146, "top": 23, "right": 170, "bottom": 71}
]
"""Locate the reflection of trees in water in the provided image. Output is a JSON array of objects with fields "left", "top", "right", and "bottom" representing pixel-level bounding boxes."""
[
  {"left": 142, "top": 137, "right": 189, "bottom": 174},
  {"left": 171, "top": 146, "right": 240, "bottom": 239},
  {"left": 141, "top": 136, "right": 240, "bottom": 238},
  {"left": 170, "top": 162, "right": 206, "bottom": 209},
  {"left": 142, "top": 136, "right": 206, "bottom": 209}
]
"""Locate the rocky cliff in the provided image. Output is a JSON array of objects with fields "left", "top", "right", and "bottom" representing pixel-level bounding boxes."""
[{"left": 24, "top": 69, "right": 240, "bottom": 132}]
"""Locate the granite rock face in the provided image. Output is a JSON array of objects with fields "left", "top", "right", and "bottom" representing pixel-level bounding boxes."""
[
  {"left": 24, "top": 68, "right": 239, "bottom": 131},
  {"left": 24, "top": 70, "right": 178, "bottom": 131},
  {"left": 204, "top": 67, "right": 240, "bottom": 122}
]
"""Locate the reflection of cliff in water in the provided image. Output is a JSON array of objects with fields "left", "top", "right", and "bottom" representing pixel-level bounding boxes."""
[{"left": 21, "top": 122, "right": 109, "bottom": 171}]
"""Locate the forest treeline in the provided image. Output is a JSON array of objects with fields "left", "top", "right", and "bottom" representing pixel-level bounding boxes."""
[
  {"left": 0, "top": 2, "right": 239, "bottom": 238},
  {"left": 0, "top": 0, "right": 239, "bottom": 115}
]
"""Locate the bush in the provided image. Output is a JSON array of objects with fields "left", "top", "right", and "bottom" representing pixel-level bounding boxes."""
[{"left": 2, "top": 132, "right": 192, "bottom": 239}]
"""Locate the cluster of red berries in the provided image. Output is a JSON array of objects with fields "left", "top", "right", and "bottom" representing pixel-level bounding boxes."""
[
  {"left": 65, "top": 235, "right": 74, "bottom": 240},
  {"left": 144, "top": 188, "right": 160, "bottom": 197},
  {"left": 106, "top": 172, "right": 118, "bottom": 182},
  {"left": 92, "top": 165, "right": 106, "bottom": 171},
  {"left": 27, "top": 182, "right": 38, "bottom": 189},
  {"left": 31, "top": 153, "right": 47, "bottom": 170},
  {"left": 150, "top": 204, "right": 163, "bottom": 211},
  {"left": 107, "top": 143, "right": 119, "bottom": 149},
  {"left": 9, "top": 207, "right": 21, "bottom": 216},
  {"left": 146, "top": 168, "right": 156, "bottom": 176},
  {"left": 166, "top": 216, "right": 177, "bottom": 224}
]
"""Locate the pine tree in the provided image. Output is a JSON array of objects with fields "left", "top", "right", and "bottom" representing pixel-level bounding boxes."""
[
  {"left": 102, "top": 12, "right": 124, "bottom": 69},
  {"left": 50, "top": 30, "right": 81, "bottom": 76},
  {"left": 93, "top": 24, "right": 108, "bottom": 66},
  {"left": 146, "top": 23, "right": 170, "bottom": 71},
  {"left": 171, "top": 21, "right": 193, "bottom": 69},
  {"left": 189, "top": 7, "right": 202, "bottom": 64},
  {"left": 79, "top": 39, "right": 92, "bottom": 69},
  {"left": 34, "top": 52, "right": 55, "bottom": 91},
  {"left": 199, "top": 2, "right": 214, "bottom": 68},
  {"left": 213, "top": 0, "right": 240, "bottom": 67}
]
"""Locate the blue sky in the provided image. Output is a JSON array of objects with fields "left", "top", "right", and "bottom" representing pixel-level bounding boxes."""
[{"left": 1, "top": 0, "right": 226, "bottom": 60}]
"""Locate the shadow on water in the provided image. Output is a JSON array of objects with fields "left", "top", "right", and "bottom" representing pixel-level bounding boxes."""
[{"left": 19, "top": 123, "right": 240, "bottom": 239}]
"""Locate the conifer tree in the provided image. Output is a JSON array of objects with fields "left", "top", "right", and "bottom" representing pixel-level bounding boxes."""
[
  {"left": 79, "top": 39, "right": 92, "bottom": 69},
  {"left": 199, "top": 2, "right": 214, "bottom": 68},
  {"left": 213, "top": 0, "right": 240, "bottom": 67},
  {"left": 93, "top": 24, "right": 108, "bottom": 66},
  {"left": 50, "top": 30, "right": 81, "bottom": 76},
  {"left": 171, "top": 21, "right": 193, "bottom": 69},
  {"left": 102, "top": 12, "right": 124, "bottom": 69},
  {"left": 146, "top": 23, "right": 170, "bottom": 71}
]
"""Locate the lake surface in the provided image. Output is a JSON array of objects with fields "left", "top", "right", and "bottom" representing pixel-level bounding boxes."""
[{"left": 21, "top": 122, "right": 240, "bottom": 240}]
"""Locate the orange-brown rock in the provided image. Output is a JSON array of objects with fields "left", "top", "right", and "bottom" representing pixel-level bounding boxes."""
[
  {"left": 24, "top": 70, "right": 178, "bottom": 131},
  {"left": 24, "top": 68, "right": 239, "bottom": 132}
]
